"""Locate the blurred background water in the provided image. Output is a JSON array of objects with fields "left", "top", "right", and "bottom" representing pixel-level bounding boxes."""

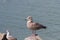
[{"left": 0, "top": 0, "right": 60, "bottom": 40}]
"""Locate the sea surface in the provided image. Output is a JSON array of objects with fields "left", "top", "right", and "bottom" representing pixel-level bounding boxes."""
[{"left": 0, "top": 0, "right": 60, "bottom": 40}]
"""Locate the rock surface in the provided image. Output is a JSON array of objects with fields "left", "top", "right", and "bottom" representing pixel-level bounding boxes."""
[
  {"left": 0, "top": 33, "right": 6, "bottom": 40},
  {"left": 24, "top": 34, "right": 42, "bottom": 40},
  {"left": 7, "top": 37, "right": 17, "bottom": 40}
]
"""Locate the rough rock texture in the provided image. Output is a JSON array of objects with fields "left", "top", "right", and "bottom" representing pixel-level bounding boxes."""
[
  {"left": 7, "top": 37, "right": 17, "bottom": 40},
  {"left": 24, "top": 34, "right": 42, "bottom": 40},
  {"left": 0, "top": 33, "right": 6, "bottom": 40}
]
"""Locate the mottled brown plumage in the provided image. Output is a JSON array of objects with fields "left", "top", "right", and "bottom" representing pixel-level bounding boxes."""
[{"left": 26, "top": 16, "right": 46, "bottom": 34}]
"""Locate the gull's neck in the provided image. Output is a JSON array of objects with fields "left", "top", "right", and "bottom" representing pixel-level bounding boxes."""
[
  {"left": 6, "top": 30, "right": 9, "bottom": 38},
  {"left": 27, "top": 20, "right": 33, "bottom": 23}
]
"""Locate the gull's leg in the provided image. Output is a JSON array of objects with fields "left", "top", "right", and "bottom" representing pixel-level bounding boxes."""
[
  {"left": 32, "top": 30, "right": 36, "bottom": 36},
  {"left": 31, "top": 30, "right": 37, "bottom": 40}
]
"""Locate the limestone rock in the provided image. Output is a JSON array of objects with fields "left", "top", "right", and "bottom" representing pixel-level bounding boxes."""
[
  {"left": 24, "top": 34, "right": 42, "bottom": 40},
  {"left": 7, "top": 37, "right": 17, "bottom": 40},
  {"left": 0, "top": 33, "right": 6, "bottom": 40}
]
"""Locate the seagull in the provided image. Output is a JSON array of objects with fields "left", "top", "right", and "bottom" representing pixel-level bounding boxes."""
[
  {"left": 6, "top": 30, "right": 9, "bottom": 38},
  {"left": 25, "top": 16, "right": 47, "bottom": 35},
  {"left": 6, "top": 30, "right": 17, "bottom": 40},
  {"left": 6, "top": 30, "right": 12, "bottom": 38}
]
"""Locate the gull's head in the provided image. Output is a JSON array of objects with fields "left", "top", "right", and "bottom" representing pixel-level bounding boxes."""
[
  {"left": 25, "top": 16, "right": 33, "bottom": 21},
  {"left": 6, "top": 30, "right": 9, "bottom": 35},
  {"left": 6, "top": 30, "right": 8, "bottom": 33}
]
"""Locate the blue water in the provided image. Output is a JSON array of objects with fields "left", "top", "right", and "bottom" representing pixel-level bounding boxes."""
[{"left": 0, "top": 0, "right": 60, "bottom": 40}]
